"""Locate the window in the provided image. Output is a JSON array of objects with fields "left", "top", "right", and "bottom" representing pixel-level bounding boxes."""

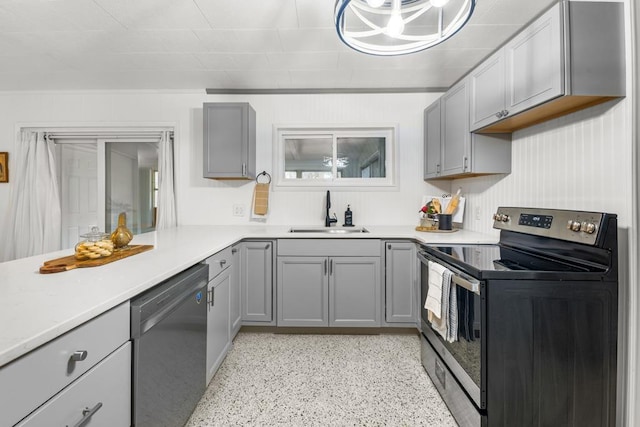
[{"left": 274, "top": 126, "right": 396, "bottom": 188}]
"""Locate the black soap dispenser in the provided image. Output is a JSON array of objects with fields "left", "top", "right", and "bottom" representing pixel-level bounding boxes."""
[{"left": 343, "top": 205, "right": 354, "bottom": 227}]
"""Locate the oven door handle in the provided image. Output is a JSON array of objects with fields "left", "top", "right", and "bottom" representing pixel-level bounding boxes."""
[
  {"left": 418, "top": 250, "right": 481, "bottom": 295},
  {"left": 451, "top": 274, "right": 480, "bottom": 295}
]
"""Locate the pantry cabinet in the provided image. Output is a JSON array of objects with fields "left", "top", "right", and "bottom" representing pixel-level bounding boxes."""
[
  {"left": 203, "top": 102, "right": 256, "bottom": 179},
  {"left": 470, "top": 1, "right": 624, "bottom": 134},
  {"left": 424, "top": 78, "right": 511, "bottom": 180}
]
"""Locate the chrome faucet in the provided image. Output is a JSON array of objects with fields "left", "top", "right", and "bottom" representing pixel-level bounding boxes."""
[{"left": 325, "top": 190, "right": 337, "bottom": 227}]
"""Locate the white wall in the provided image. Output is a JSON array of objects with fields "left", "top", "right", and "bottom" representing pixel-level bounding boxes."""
[{"left": 0, "top": 91, "right": 446, "bottom": 244}]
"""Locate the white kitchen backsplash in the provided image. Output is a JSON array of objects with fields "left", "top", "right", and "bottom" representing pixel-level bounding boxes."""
[{"left": 453, "top": 98, "right": 632, "bottom": 234}]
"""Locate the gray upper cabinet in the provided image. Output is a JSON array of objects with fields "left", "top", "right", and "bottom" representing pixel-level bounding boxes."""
[
  {"left": 471, "top": 1, "right": 624, "bottom": 134},
  {"left": 441, "top": 80, "right": 470, "bottom": 177},
  {"left": 423, "top": 101, "right": 441, "bottom": 179},
  {"left": 425, "top": 78, "right": 511, "bottom": 180},
  {"left": 240, "top": 240, "right": 274, "bottom": 324},
  {"left": 203, "top": 102, "right": 256, "bottom": 180},
  {"left": 385, "top": 242, "right": 417, "bottom": 325}
]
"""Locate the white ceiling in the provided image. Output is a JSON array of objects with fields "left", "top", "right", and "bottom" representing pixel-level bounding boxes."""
[{"left": 0, "top": 0, "right": 556, "bottom": 92}]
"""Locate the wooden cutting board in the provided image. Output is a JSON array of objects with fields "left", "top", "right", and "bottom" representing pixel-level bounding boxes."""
[{"left": 39, "top": 245, "right": 154, "bottom": 274}]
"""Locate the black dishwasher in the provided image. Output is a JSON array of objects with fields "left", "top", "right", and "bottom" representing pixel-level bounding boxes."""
[{"left": 130, "top": 263, "right": 209, "bottom": 427}]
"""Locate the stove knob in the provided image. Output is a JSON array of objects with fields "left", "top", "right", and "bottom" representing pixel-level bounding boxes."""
[
  {"left": 500, "top": 214, "right": 510, "bottom": 222},
  {"left": 567, "top": 220, "right": 581, "bottom": 232},
  {"left": 582, "top": 222, "right": 597, "bottom": 234},
  {"left": 493, "top": 213, "right": 501, "bottom": 221}
]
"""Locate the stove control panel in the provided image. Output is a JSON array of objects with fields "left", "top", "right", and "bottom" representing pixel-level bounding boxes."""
[{"left": 492, "top": 207, "right": 605, "bottom": 245}]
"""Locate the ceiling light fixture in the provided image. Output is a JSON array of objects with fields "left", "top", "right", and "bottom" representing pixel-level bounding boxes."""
[{"left": 334, "top": 0, "right": 476, "bottom": 56}]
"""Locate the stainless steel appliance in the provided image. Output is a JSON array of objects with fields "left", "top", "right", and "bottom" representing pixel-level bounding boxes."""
[
  {"left": 131, "top": 263, "right": 209, "bottom": 427},
  {"left": 419, "top": 207, "right": 618, "bottom": 427}
]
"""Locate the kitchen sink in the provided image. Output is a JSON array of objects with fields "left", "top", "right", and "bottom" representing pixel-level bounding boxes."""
[{"left": 289, "top": 227, "right": 369, "bottom": 234}]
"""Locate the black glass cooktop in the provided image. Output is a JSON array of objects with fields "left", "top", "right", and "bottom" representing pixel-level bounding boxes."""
[{"left": 423, "top": 244, "right": 604, "bottom": 279}]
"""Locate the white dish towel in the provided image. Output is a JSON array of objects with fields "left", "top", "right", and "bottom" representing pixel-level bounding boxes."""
[{"left": 425, "top": 261, "right": 446, "bottom": 317}]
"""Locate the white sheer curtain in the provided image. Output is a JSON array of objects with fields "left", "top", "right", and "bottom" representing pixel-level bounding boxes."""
[
  {"left": 156, "top": 131, "right": 177, "bottom": 229},
  {"left": 2, "top": 131, "right": 61, "bottom": 261}
]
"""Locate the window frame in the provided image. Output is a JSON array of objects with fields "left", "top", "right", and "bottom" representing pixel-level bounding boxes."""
[{"left": 272, "top": 124, "right": 398, "bottom": 190}]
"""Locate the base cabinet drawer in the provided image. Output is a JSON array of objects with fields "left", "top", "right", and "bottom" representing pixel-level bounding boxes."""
[
  {"left": 0, "top": 302, "right": 130, "bottom": 427},
  {"left": 17, "top": 341, "right": 131, "bottom": 427}
]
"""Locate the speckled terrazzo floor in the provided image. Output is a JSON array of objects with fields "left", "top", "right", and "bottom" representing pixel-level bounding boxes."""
[{"left": 186, "top": 331, "right": 458, "bottom": 427}]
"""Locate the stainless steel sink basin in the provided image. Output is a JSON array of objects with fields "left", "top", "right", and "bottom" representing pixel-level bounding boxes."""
[{"left": 289, "top": 227, "right": 369, "bottom": 234}]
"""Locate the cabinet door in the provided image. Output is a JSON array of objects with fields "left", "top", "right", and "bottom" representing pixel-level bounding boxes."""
[
  {"left": 423, "top": 101, "right": 441, "bottom": 179},
  {"left": 229, "top": 245, "right": 241, "bottom": 337},
  {"left": 329, "top": 257, "right": 380, "bottom": 327},
  {"left": 203, "top": 102, "right": 256, "bottom": 179},
  {"left": 206, "top": 270, "right": 231, "bottom": 384},
  {"left": 441, "top": 79, "right": 470, "bottom": 177},
  {"left": 277, "top": 256, "right": 329, "bottom": 327},
  {"left": 470, "top": 50, "right": 506, "bottom": 131},
  {"left": 17, "top": 342, "right": 131, "bottom": 427},
  {"left": 240, "top": 241, "right": 273, "bottom": 323},
  {"left": 505, "top": 3, "right": 563, "bottom": 116},
  {"left": 385, "top": 242, "right": 417, "bottom": 324}
]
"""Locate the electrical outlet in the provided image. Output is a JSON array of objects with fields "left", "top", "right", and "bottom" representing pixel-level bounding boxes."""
[
  {"left": 474, "top": 206, "right": 481, "bottom": 221},
  {"left": 232, "top": 204, "right": 245, "bottom": 217}
]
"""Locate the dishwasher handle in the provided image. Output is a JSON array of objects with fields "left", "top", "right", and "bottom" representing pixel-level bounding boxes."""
[{"left": 130, "top": 263, "right": 209, "bottom": 338}]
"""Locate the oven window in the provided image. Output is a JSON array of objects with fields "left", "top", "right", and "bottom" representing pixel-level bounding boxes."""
[{"left": 421, "top": 259, "right": 482, "bottom": 389}]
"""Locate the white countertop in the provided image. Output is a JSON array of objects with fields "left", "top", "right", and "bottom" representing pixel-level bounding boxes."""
[{"left": 0, "top": 225, "right": 496, "bottom": 368}]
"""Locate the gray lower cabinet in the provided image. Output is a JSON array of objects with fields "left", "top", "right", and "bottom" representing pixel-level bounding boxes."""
[
  {"left": 16, "top": 342, "right": 131, "bottom": 427},
  {"left": 277, "top": 257, "right": 329, "bottom": 326},
  {"left": 206, "top": 268, "right": 231, "bottom": 384},
  {"left": 230, "top": 245, "right": 241, "bottom": 337},
  {"left": 203, "top": 102, "right": 256, "bottom": 180},
  {"left": 0, "top": 303, "right": 130, "bottom": 427},
  {"left": 329, "top": 257, "right": 380, "bottom": 327},
  {"left": 277, "top": 253, "right": 381, "bottom": 328},
  {"left": 385, "top": 242, "right": 418, "bottom": 324},
  {"left": 240, "top": 240, "right": 275, "bottom": 324}
]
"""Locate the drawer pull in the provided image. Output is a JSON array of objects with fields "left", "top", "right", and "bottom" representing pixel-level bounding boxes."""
[
  {"left": 71, "top": 350, "right": 88, "bottom": 362},
  {"left": 69, "top": 402, "right": 103, "bottom": 427},
  {"left": 220, "top": 259, "right": 227, "bottom": 267}
]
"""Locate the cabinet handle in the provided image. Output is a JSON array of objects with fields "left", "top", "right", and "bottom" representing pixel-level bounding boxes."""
[
  {"left": 329, "top": 259, "right": 333, "bottom": 276},
  {"left": 71, "top": 350, "right": 88, "bottom": 362},
  {"left": 242, "top": 163, "right": 247, "bottom": 176},
  {"left": 436, "top": 164, "right": 440, "bottom": 174},
  {"left": 265, "top": 243, "right": 270, "bottom": 250},
  {"left": 231, "top": 248, "right": 238, "bottom": 254},
  {"left": 69, "top": 402, "right": 103, "bottom": 427},
  {"left": 388, "top": 244, "right": 392, "bottom": 250},
  {"left": 220, "top": 259, "right": 227, "bottom": 267},
  {"left": 324, "top": 259, "right": 328, "bottom": 276},
  {"left": 211, "top": 286, "right": 215, "bottom": 307},
  {"left": 463, "top": 156, "right": 468, "bottom": 172},
  {"left": 502, "top": 109, "right": 509, "bottom": 117},
  {"left": 495, "top": 111, "right": 503, "bottom": 118}
]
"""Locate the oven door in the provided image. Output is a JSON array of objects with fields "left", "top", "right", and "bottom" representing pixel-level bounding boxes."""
[{"left": 418, "top": 249, "right": 486, "bottom": 410}]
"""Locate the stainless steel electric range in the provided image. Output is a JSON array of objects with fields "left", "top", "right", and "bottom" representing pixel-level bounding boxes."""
[{"left": 418, "top": 207, "right": 618, "bottom": 427}]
